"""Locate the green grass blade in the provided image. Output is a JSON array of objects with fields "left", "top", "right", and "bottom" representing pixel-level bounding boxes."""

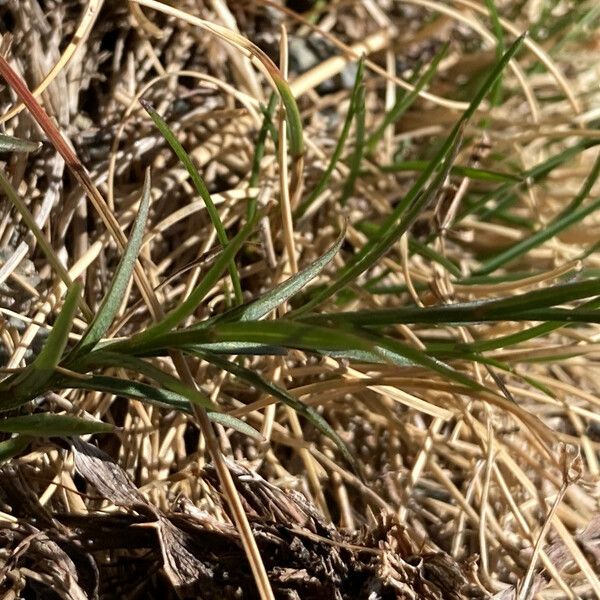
[
  {"left": 302, "top": 277, "right": 600, "bottom": 326},
  {"left": 0, "top": 435, "right": 30, "bottom": 463},
  {"left": 4, "top": 283, "right": 81, "bottom": 405},
  {"left": 556, "top": 146, "right": 600, "bottom": 215},
  {"left": 0, "top": 132, "right": 40, "bottom": 153},
  {"left": 0, "top": 414, "right": 113, "bottom": 436},
  {"left": 120, "top": 320, "right": 375, "bottom": 357},
  {"left": 456, "top": 139, "right": 600, "bottom": 222},
  {"left": 379, "top": 160, "right": 521, "bottom": 183},
  {"left": 366, "top": 43, "right": 448, "bottom": 154},
  {"left": 339, "top": 74, "right": 366, "bottom": 206},
  {"left": 196, "top": 351, "right": 359, "bottom": 473},
  {"left": 215, "top": 228, "right": 345, "bottom": 324},
  {"left": 248, "top": 94, "right": 278, "bottom": 219},
  {"left": 67, "top": 170, "right": 151, "bottom": 361},
  {"left": 141, "top": 99, "right": 243, "bottom": 304},
  {"left": 59, "top": 374, "right": 262, "bottom": 440},
  {"left": 292, "top": 34, "right": 526, "bottom": 316},
  {"left": 272, "top": 77, "right": 304, "bottom": 159},
  {"left": 295, "top": 58, "right": 364, "bottom": 219},
  {"left": 475, "top": 157, "right": 600, "bottom": 275}
]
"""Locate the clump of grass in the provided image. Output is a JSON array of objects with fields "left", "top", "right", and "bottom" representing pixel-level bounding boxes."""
[{"left": 0, "top": 0, "right": 599, "bottom": 598}]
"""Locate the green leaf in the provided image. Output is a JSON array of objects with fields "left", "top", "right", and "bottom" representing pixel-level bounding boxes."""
[
  {"left": 131, "top": 320, "right": 376, "bottom": 356},
  {"left": 121, "top": 212, "right": 259, "bottom": 352},
  {"left": 474, "top": 163, "right": 600, "bottom": 276},
  {"left": 215, "top": 228, "right": 345, "bottom": 324},
  {"left": 3, "top": 283, "right": 81, "bottom": 406},
  {"left": 339, "top": 64, "right": 366, "bottom": 206},
  {"left": 141, "top": 99, "right": 243, "bottom": 303},
  {"left": 366, "top": 43, "right": 448, "bottom": 154},
  {"left": 0, "top": 414, "right": 113, "bottom": 436},
  {"left": 302, "top": 277, "right": 600, "bottom": 326},
  {"left": 0, "top": 133, "right": 41, "bottom": 153},
  {"left": 67, "top": 171, "right": 151, "bottom": 362},
  {"left": 59, "top": 374, "right": 262, "bottom": 440},
  {"left": 292, "top": 34, "right": 527, "bottom": 316},
  {"left": 295, "top": 58, "right": 364, "bottom": 218},
  {"left": 0, "top": 435, "right": 30, "bottom": 463},
  {"left": 196, "top": 351, "right": 359, "bottom": 473},
  {"left": 379, "top": 160, "right": 521, "bottom": 183}
]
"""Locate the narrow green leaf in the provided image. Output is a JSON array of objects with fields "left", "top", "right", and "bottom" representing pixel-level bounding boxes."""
[
  {"left": 295, "top": 58, "right": 364, "bottom": 219},
  {"left": 135, "top": 320, "right": 376, "bottom": 357},
  {"left": 196, "top": 351, "right": 359, "bottom": 473},
  {"left": 302, "top": 277, "right": 600, "bottom": 326},
  {"left": 6, "top": 283, "right": 81, "bottom": 403},
  {"left": 67, "top": 171, "right": 151, "bottom": 362},
  {"left": 215, "top": 228, "right": 345, "bottom": 324},
  {"left": 0, "top": 414, "right": 113, "bottom": 436},
  {"left": 379, "top": 160, "right": 521, "bottom": 183},
  {"left": 366, "top": 43, "right": 448, "bottom": 153},
  {"left": 339, "top": 71, "right": 366, "bottom": 206},
  {"left": 272, "top": 78, "right": 304, "bottom": 159},
  {"left": 181, "top": 342, "right": 287, "bottom": 355},
  {"left": 0, "top": 435, "right": 30, "bottom": 463},
  {"left": 0, "top": 133, "right": 41, "bottom": 153},
  {"left": 248, "top": 94, "right": 278, "bottom": 219},
  {"left": 59, "top": 374, "right": 262, "bottom": 440},
  {"left": 456, "top": 139, "right": 600, "bottom": 223},
  {"left": 141, "top": 99, "right": 243, "bottom": 304},
  {"left": 292, "top": 34, "right": 526, "bottom": 315},
  {"left": 475, "top": 176, "right": 600, "bottom": 276}
]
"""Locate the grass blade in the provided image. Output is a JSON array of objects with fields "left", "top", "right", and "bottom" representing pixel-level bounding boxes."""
[
  {"left": 0, "top": 132, "right": 41, "bottom": 153},
  {"left": 59, "top": 374, "right": 262, "bottom": 440},
  {"left": 379, "top": 160, "right": 521, "bottom": 183},
  {"left": 295, "top": 58, "right": 364, "bottom": 218},
  {"left": 141, "top": 99, "right": 243, "bottom": 304},
  {"left": 67, "top": 170, "right": 152, "bottom": 361},
  {"left": 196, "top": 351, "right": 359, "bottom": 473},
  {"left": 109, "top": 320, "right": 375, "bottom": 358},
  {"left": 215, "top": 228, "right": 345, "bottom": 324},
  {"left": 339, "top": 67, "right": 366, "bottom": 206},
  {"left": 302, "top": 277, "right": 600, "bottom": 326},
  {"left": 0, "top": 414, "right": 113, "bottom": 436},
  {"left": 2, "top": 283, "right": 81, "bottom": 407},
  {"left": 475, "top": 158, "right": 600, "bottom": 275}
]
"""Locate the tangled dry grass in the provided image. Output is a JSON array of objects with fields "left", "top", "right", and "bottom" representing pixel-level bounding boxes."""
[{"left": 0, "top": 0, "right": 599, "bottom": 598}]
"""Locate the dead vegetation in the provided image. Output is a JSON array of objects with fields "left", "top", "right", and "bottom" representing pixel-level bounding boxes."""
[{"left": 0, "top": 0, "right": 599, "bottom": 598}]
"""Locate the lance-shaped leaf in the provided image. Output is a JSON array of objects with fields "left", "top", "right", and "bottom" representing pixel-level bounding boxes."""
[
  {"left": 0, "top": 414, "right": 113, "bottom": 437},
  {"left": 59, "top": 374, "right": 262, "bottom": 441},
  {"left": 119, "top": 320, "right": 376, "bottom": 357},
  {"left": 4, "top": 283, "right": 81, "bottom": 406},
  {"left": 0, "top": 132, "right": 41, "bottom": 153},
  {"left": 122, "top": 213, "right": 258, "bottom": 352},
  {"left": 301, "top": 277, "right": 600, "bottom": 327},
  {"left": 195, "top": 351, "right": 359, "bottom": 474},
  {"left": 141, "top": 101, "right": 243, "bottom": 304},
  {"left": 214, "top": 228, "right": 346, "bottom": 324},
  {"left": 67, "top": 171, "right": 152, "bottom": 363}
]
